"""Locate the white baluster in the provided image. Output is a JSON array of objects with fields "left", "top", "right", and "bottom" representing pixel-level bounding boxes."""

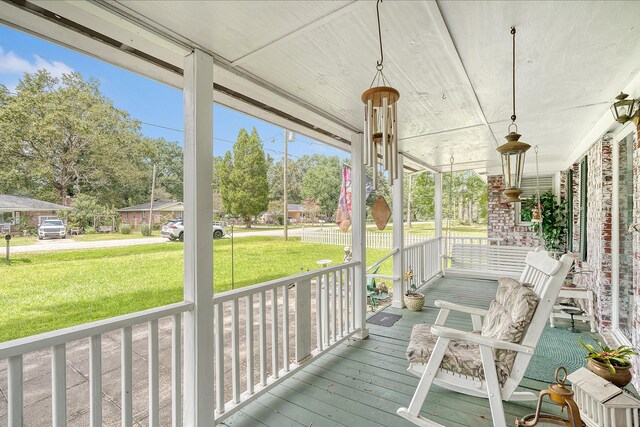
[
  {"left": 245, "top": 295, "right": 254, "bottom": 395},
  {"left": 171, "top": 314, "right": 182, "bottom": 427},
  {"left": 271, "top": 288, "right": 279, "bottom": 379},
  {"left": 122, "top": 326, "right": 133, "bottom": 427},
  {"left": 214, "top": 303, "right": 225, "bottom": 413},
  {"left": 8, "top": 355, "right": 23, "bottom": 427},
  {"left": 282, "top": 284, "right": 290, "bottom": 372},
  {"left": 90, "top": 335, "right": 102, "bottom": 427},
  {"left": 259, "top": 291, "right": 267, "bottom": 386},
  {"left": 231, "top": 299, "right": 240, "bottom": 403},
  {"left": 148, "top": 320, "right": 159, "bottom": 427},
  {"left": 52, "top": 344, "right": 66, "bottom": 427}
]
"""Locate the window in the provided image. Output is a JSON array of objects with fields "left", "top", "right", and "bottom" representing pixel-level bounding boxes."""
[
  {"left": 0, "top": 211, "right": 15, "bottom": 224},
  {"left": 612, "top": 129, "right": 636, "bottom": 345},
  {"left": 515, "top": 174, "right": 555, "bottom": 225}
]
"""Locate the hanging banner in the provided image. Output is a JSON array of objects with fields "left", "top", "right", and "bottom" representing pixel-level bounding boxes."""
[
  {"left": 336, "top": 166, "right": 352, "bottom": 232},
  {"left": 336, "top": 165, "right": 373, "bottom": 232}
]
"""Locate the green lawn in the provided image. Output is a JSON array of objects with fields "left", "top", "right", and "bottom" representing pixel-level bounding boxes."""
[
  {"left": 0, "top": 236, "right": 392, "bottom": 342},
  {"left": 371, "top": 221, "right": 488, "bottom": 237}
]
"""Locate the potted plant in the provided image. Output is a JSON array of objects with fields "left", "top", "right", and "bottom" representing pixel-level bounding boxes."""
[
  {"left": 404, "top": 268, "right": 424, "bottom": 311},
  {"left": 579, "top": 339, "right": 638, "bottom": 387}
]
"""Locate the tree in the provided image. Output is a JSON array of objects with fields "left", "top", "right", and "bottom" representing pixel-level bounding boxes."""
[
  {"left": 219, "top": 128, "right": 269, "bottom": 227},
  {"left": 300, "top": 155, "right": 342, "bottom": 219},
  {"left": 267, "top": 156, "right": 303, "bottom": 204},
  {"left": 0, "top": 70, "right": 145, "bottom": 205}
]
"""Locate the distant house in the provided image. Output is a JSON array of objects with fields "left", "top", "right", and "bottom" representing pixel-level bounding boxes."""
[
  {"left": 0, "top": 195, "right": 71, "bottom": 233},
  {"left": 118, "top": 201, "right": 183, "bottom": 226},
  {"left": 261, "top": 203, "right": 305, "bottom": 224}
]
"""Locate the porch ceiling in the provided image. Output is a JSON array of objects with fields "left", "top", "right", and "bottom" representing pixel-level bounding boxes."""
[{"left": 5, "top": 1, "right": 640, "bottom": 173}]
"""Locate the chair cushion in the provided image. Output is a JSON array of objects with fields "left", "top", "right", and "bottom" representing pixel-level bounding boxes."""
[
  {"left": 407, "top": 323, "right": 495, "bottom": 382},
  {"left": 405, "top": 279, "right": 539, "bottom": 385}
]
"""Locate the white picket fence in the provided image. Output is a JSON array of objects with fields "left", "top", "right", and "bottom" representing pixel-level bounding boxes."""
[{"left": 301, "top": 227, "right": 434, "bottom": 249}]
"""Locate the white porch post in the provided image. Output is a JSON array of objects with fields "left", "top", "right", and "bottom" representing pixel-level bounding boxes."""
[
  {"left": 351, "top": 132, "right": 368, "bottom": 339},
  {"left": 434, "top": 172, "right": 444, "bottom": 273},
  {"left": 392, "top": 154, "right": 406, "bottom": 308},
  {"left": 183, "top": 49, "right": 215, "bottom": 426}
]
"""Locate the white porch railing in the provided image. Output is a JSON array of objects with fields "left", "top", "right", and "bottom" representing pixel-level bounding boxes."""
[
  {"left": 403, "top": 237, "right": 442, "bottom": 286},
  {"left": 0, "top": 301, "right": 192, "bottom": 427},
  {"left": 301, "top": 227, "right": 434, "bottom": 249},
  {"left": 210, "top": 261, "right": 360, "bottom": 423}
]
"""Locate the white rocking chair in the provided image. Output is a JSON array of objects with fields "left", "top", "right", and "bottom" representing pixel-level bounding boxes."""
[{"left": 397, "top": 249, "right": 573, "bottom": 427}]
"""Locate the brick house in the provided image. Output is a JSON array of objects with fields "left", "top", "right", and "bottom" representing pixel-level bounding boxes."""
[
  {"left": 118, "top": 201, "right": 183, "bottom": 227},
  {"left": 0, "top": 195, "right": 71, "bottom": 233}
]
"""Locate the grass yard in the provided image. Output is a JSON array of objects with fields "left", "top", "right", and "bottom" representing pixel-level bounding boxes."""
[
  {"left": 0, "top": 236, "right": 392, "bottom": 342},
  {"left": 371, "top": 221, "right": 488, "bottom": 237}
]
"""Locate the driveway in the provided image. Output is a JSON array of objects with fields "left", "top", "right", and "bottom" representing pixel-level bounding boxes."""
[{"left": 5, "top": 226, "right": 324, "bottom": 254}]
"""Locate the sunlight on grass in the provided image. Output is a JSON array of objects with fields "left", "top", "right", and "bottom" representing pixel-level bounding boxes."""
[{"left": 0, "top": 236, "right": 391, "bottom": 342}]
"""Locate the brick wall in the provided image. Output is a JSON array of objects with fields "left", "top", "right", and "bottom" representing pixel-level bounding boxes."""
[
  {"left": 573, "top": 137, "right": 614, "bottom": 329},
  {"left": 486, "top": 175, "right": 541, "bottom": 247}
]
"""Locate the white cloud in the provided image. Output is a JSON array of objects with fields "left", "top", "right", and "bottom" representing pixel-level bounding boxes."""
[{"left": 0, "top": 47, "right": 73, "bottom": 79}]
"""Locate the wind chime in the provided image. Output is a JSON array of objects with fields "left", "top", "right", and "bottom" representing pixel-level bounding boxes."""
[
  {"left": 362, "top": 0, "right": 399, "bottom": 190},
  {"left": 496, "top": 27, "right": 531, "bottom": 203}
]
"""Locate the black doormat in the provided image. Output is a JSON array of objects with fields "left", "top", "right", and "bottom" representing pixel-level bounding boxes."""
[{"left": 367, "top": 312, "right": 402, "bottom": 327}]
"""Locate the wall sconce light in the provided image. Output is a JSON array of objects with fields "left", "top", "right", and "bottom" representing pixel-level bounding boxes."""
[{"left": 611, "top": 92, "right": 639, "bottom": 125}]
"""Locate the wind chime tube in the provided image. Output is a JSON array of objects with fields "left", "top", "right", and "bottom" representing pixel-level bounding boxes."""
[
  {"left": 369, "top": 100, "right": 375, "bottom": 167},
  {"left": 373, "top": 142, "right": 378, "bottom": 188},
  {"left": 390, "top": 105, "right": 396, "bottom": 180},
  {"left": 382, "top": 96, "right": 388, "bottom": 171},
  {"left": 363, "top": 105, "right": 369, "bottom": 167}
]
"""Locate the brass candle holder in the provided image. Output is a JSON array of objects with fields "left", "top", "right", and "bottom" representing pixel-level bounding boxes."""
[{"left": 516, "top": 367, "right": 584, "bottom": 426}]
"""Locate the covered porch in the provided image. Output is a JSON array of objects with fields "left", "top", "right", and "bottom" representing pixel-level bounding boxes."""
[{"left": 1, "top": 1, "right": 640, "bottom": 426}]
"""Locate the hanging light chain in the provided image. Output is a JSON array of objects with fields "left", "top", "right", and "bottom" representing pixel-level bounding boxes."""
[
  {"left": 511, "top": 27, "right": 517, "bottom": 124},
  {"left": 376, "top": 0, "right": 384, "bottom": 70}
]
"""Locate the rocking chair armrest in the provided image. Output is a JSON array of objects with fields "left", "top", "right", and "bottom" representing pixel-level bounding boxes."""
[
  {"left": 434, "top": 300, "right": 488, "bottom": 317},
  {"left": 430, "top": 325, "right": 535, "bottom": 354}
]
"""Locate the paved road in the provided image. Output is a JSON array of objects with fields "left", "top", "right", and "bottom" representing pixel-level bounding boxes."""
[{"left": 6, "top": 227, "right": 322, "bottom": 254}]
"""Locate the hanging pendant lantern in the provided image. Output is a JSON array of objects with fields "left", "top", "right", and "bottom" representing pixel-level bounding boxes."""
[
  {"left": 496, "top": 27, "right": 530, "bottom": 203},
  {"left": 362, "top": 0, "right": 399, "bottom": 189}
]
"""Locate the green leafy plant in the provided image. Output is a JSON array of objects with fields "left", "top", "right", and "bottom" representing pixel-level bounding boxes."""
[
  {"left": 521, "top": 191, "right": 567, "bottom": 252},
  {"left": 140, "top": 224, "right": 152, "bottom": 236},
  {"left": 119, "top": 223, "right": 132, "bottom": 235},
  {"left": 579, "top": 339, "right": 638, "bottom": 374},
  {"left": 84, "top": 226, "right": 96, "bottom": 235}
]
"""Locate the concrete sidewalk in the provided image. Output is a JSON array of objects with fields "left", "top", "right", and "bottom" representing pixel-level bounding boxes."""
[{"left": 7, "top": 237, "right": 168, "bottom": 254}]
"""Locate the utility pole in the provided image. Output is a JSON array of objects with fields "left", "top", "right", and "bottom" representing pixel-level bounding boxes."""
[
  {"left": 283, "top": 130, "right": 295, "bottom": 240},
  {"left": 149, "top": 164, "right": 157, "bottom": 233}
]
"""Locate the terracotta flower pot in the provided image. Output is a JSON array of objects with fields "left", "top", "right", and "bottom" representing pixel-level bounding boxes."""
[
  {"left": 404, "top": 293, "right": 425, "bottom": 312},
  {"left": 587, "top": 358, "right": 632, "bottom": 388}
]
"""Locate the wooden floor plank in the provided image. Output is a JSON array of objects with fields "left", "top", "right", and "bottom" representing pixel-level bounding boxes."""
[{"left": 222, "top": 276, "right": 594, "bottom": 426}]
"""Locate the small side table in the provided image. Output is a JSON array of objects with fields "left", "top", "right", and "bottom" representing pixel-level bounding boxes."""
[{"left": 549, "top": 286, "right": 596, "bottom": 333}]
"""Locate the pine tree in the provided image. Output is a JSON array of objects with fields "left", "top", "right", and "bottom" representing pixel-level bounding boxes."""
[{"left": 219, "top": 128, "right": 269, "bottom": 227}]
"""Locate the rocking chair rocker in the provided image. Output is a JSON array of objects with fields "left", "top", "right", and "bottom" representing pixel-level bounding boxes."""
[{"left": 397, "top": 249, "right": 573, "bottom": 427}]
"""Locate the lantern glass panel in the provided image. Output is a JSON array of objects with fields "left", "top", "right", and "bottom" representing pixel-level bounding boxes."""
[
  {"left": 501, "top": 151, "right": 527, "bottom": 189},
  {"left": 612, "top": 99, "right": 635, "bottom": 121}
]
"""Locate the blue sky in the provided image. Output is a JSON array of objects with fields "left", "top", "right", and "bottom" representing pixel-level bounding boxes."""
[{"left": 0, "top": 24, "right": 346, "bottom": 161}]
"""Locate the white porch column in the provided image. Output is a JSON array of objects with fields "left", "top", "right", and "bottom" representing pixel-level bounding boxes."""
[
  {"left": 351, "top": 132, "right": 368, "bottom": 339},
  {"left": 183, "top": 49, "right": 215, "bottom": 426},
  {"left": 392, "top": 154, "right": 405, "bottom": 308}
]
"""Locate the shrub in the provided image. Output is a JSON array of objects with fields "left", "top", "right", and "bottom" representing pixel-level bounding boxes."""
[
  {"left": 140, "top": 224, "right": 151, "bottom": 236},
  {"left": 152, "top": 223, "right": 161, "bottom": 230},
  {"left": 119, "top": 223, "right": 132, "bottom": 235},
  {"left": 85, "top": 226, "right": 96, "bottom": 235}
]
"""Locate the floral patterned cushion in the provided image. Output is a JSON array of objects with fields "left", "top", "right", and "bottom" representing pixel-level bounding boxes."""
[{"left": 405, "top": 279, "right": 538, "bottom": 385}]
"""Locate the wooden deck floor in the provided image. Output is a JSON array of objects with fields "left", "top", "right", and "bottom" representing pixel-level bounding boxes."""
[{"left": 222, "top": 276, "right": 586, "bottom": 427}]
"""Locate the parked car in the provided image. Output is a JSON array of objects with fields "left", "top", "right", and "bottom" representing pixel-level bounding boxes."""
[
  {"left": 161, "top": 219, "right": 224, "bottom": 241},
  {"left": 38, "top": 219, "right": 67, "bottom": 240}
]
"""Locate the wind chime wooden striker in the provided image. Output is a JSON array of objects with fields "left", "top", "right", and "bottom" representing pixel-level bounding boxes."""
[{"left": 362, "top": 0, "right": 399, "bottom": 190}]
